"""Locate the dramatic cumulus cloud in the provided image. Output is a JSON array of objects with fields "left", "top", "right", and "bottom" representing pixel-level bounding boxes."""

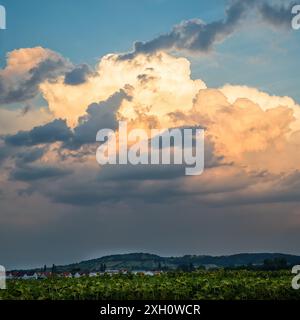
[
  {"left": 175, "top": 89, "right": 300, "bottom": 172},
  {"left": 120, "top": 0, "right": 294, "bottom": 59},
  {"left": 4, "top": 49, "right": 300, "bottom": 159},
  {"left": 40, "top": 52, "right": 206, "bottom": 127},
  {"left": 3, "top": 50, "right": 300, "bottom": 200}
]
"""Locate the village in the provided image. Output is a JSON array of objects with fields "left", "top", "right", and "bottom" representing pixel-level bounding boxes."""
[{"left": 6, "top": 269, "right": 162, "bottom": 280}]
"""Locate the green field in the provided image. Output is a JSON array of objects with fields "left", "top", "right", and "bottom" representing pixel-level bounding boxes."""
[{"left": 1, "top": 270, "right": 299, "bottom": 300}]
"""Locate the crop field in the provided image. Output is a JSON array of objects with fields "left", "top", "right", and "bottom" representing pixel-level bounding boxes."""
[{"left": 1, "top": 270, "right": 299, "bottom": 300}]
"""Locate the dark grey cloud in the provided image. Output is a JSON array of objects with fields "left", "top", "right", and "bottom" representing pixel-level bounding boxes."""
[
  {"left": 50, "top": 184, "right": 120, "bottom": 206},
  {"left": 98, "top": 164, "right": 187, "bottom": 182},
  {"left": 0, "top": 144, "right": 12, "bottom": 164},
  {"left": 48, "top": 177, "right": 183, "bottom": 206},
  {"left": 0, "top": 141, "right": 46, "bottom": 166},
  {"left": 5, "top": 119, "right": 72, "bottom": 146},
  {"left": 64, "top": 64, "right": 94, "bottom": 85},
  {"left": 0, "top": 57, "right": 70, "bottom": 104},
  {"left": 259, "top": 1, "right": 295, "bottom": 28},
  {"left": 15, "top": 147, "right": 46, "bottom": 165},
  {"left": 68, "top": 90, "right": 129, "bottom": 148},
  {"left": 10, "top": 164, "right": 72, "bottom": 181},
  {"left": 204, "top": 171, "right": 300, "bottom": 207},
  {"left": 120, "top": 0, "right": 294, "bottom": 59},
  {"left": 40, "top": 160, "right": 300, "bottom": 209},
  {"left": 46, "top": 162, "right": 233, "bottom": 208}
]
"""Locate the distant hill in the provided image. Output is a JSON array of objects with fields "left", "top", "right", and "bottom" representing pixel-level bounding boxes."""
[{"left": 18, "top": 252, "right": 300, "bottom": 273}]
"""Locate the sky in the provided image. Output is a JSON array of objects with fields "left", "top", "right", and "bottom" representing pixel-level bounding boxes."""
[{"left": 0, "top": 0, "right": 300, "bottom": 269}]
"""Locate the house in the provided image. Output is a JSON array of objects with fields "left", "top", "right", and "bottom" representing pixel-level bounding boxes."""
[
  {"left": 131, "top": 270, "right": 161, "bottom": 276},
  {"left": 62, "top": 272, "right": 72, "bottom": 278},
  {"left": 120, "top": 269, "right": 128, "bottom": 274},
  {"left": 203, "top": 264, "right": 220, "bottom": 270},
  {"left": 37, "top": 272, "right": 51, "bottom": 279},
  {"left": 132, "top": 270, "right": 148, "bottom": 275},
  {"left": 22, "top": 272, "right": 38, "bottom": 280},
  {"left": 105, "top": 269, "right": 119, "bottom": 276},
  {"left": 89, "top": 272, "right": 98, "bottom": 277}
]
